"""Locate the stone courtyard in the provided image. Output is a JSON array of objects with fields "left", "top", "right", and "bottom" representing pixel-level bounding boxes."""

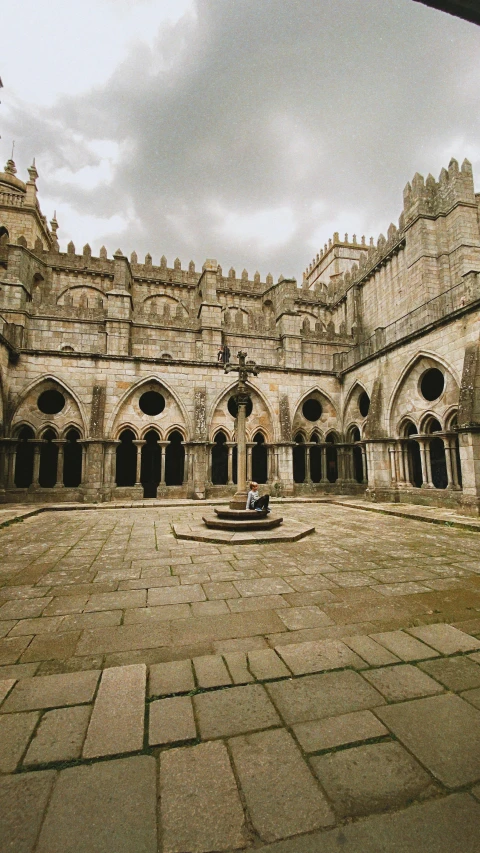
[{"left": 1, "top": 499, "right": 480, "bottom": 851}]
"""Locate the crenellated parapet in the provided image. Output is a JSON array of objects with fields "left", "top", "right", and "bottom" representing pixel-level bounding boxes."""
[{"left": 403, "top": 158, "right": 475, "bottom": 225}]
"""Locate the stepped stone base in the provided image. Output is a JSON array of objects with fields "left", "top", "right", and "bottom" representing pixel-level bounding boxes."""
[
  {"left": 203, "top": 514, "right": 283, "bottom": 531},
  {"left": 173, "top": 518, "right": 315, "bottom": 544}
]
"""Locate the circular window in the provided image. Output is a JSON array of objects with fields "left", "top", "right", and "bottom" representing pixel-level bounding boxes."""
[
  {"left": 139, "top": 391, "right": 165, "bottom": 416},
  {"left": 359, "top": 391, "right": 370, "bottom": 417},
  {"left": 37, "top": 390, "right": 65, "bottom": 415},
  {"left": 420, "top": 368, "right": 445, "bottom": 402},
  {"left": 302, "top": 399, "right": 322, "bottom": 421},
  {"left": 228, "top": 396, "right": 252, "bottom": 418}
]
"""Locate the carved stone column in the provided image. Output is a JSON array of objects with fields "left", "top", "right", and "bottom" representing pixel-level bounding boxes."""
[
  {"left": 226, "top": 442, "right": 235, "bottom": 485},
  {"left": 53, "top": 440, "right": 67, "bottom": 488},
  {"left": 320, "top": 445, "right": 328, "bottom": 484},
  {"left": 159, "top": 442, "right": 169, "bottom": 486},
  {"left": 246, "top": 443, "right": 254, "bottom": 483},
  {"left": 418, "top": 438, "right": 432, "bottom": 488},
  {"left": 133, "top": 441, "right": 146, "bottom": 486},
  {"left": 305, "top": 444, "right": 312, "bottom": 483},
  {"left": 29, "top": 441, "right": 42, "bottom": 488}
]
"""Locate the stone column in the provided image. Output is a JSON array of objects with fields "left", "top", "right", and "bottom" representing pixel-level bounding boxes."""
[
  {"left": 388, "top": 443, "right": 397, "bottom": 485},
  {"left": 418, "top": 438, "right": 432, "bottom": 488},
  {"left": 159, "top": 442, "right": 169, "bottom": 486},
  {"left": 5, "top": 440, "right": 17, "bottom": 490},
  {"left": 246, "top": 443, "right": 254, "bottom": 483},
  {"left": 133, "top": 441, "right": 146, "bottom": 486},
  {"left": 205, "top": 443, "right": 213, "bottom": 486},
  {"left": 53, "top": 440, "right": 67, "bottom": 488},
  {"left": 29, "top": 441, "right": 42, "bottom": 488},
  {"left": 396, "top": 441, "right": 407, "bottom": 486},
  {"left": 320, "top": 444, "right": 328, "bottom": 484},
  {"left": 230, "top": 395, "right": 249, "bottom": 508},
  {"left": 361, "top": 444, "right": 368, "bottom": 484},
  {"left": 266, "top": 445, "right": 273, "bottom": 483},
  {"left": 181, "top": 443, "right": 191, "bottom": 485},
  {"left": 226, "top": 442, "right": 235, "bottom": 485},
  {"left": 103, "top": 440, "right": 119, "bottom": 499},
  {"left": 305, "top": 444, "right": 312, "bottom": 483}
]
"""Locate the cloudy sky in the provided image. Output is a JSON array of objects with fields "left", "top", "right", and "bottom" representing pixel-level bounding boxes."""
[{"left": 1, "top": 0, "right": 480, "bottom": 280}]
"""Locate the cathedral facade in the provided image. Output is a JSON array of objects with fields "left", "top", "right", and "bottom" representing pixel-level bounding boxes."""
[{"left": 1, "top": 155, "right": 480, "bottom": 513}]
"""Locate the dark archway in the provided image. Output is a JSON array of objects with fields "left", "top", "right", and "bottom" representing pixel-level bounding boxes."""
[
  {"left": 116, "top": 429, "right": 137, "bottom": 486},
  {"left": 212, "top": 431, "right": 228, "bottom": 485},
  {"left": 325, "top": 433, "right": 338, "bottom": 483},
  {"left": 165, "top": 430, "right": 184, "bottom": 486},
  {"left": 252, "top": 432, "right": 268, "bottom": 484},
  {"left": 430, "top": 437, "right": 448, "bottom": 488},
  {"left": 14, "top": 426, "right": 34, "bottom": 488},
  {"left": 39, "top": 429, "right": 58, "bottom": 488},
  {"left": 405, "top": 421, "right": 423, "bottom": 487},
  {"left": 141, "top": 429, "right": 161, "bottom": 498},
  {"left": 63, "top": 429, "right": 82, "bottom": 487},
  {"left": 350, "top": 427, "right": 364, "bottom": 483},
  {"left": 293, "top": 433, "right": 305, "bottom": 483},
  {"left": 310, "top": 434, "right": 322, "bottom": 483}
]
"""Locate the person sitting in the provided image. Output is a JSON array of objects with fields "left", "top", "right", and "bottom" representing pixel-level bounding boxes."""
[{"left": 246, "top": 481, "right": 270, "bottom": 513}]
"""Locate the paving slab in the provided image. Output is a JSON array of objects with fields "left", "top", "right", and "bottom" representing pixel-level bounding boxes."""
[
  {"left": 311, "top": 741, "right": 438, "bottom": 819},
  {"left": 36, "top": 756, "right": 157, "bottom": 853},
  {"left": 266, "top": 670, "right": 385, "bottom": 724},
  {"left": 275, "top": 639, "right": 367, "bottom": 675},
  {"left": 0, "top": 710, "right": 39, "bottom": 772},
  {"left": 0, "top": 677, "right": 16, "bottom": 707},
  {"left": 343, "top": 634, "right": 400, "bottom": 666},
  {"left": 148, "top": 659, "right": 195, "bottom": 697},
  {"left": 230, "top": 728, "right": 334, "bottom": 842},
  {"left": 362, "top": 664, "right": 445, "bottom": 702},
  {"left": 194, "top": 683, "right": 281, "bottom": 738},
  {"left": 233, "top": 577, "right": 295, "bottom": 597},
  {"left": 193, "top": 654, "right": 232, "bottom": 687},
  {"left": 293, "top": 709, "right": 388, "bottom": 753},
  {"left": 0, "top": 770, "right": 56, "bottom": 853},
  {"left": 1, "top": 669, "right": 100, "bottom": 712},
  {"left": 24, "top": 705, "right": 91, "bottom": 766},
  {"left": 149, "top": 695, "right": 196, "bottom": 745},
  {"left": 148, "top": 584, "right": 206, "bottom": 606},
  {"left": 247, "top": 648, "right": 291, "bottom": 680},
  {"left": 160, "top": 740, "right": 249, "bottom": 852},
  {"left": 256, "top": 793, "right": 480, "bottom": 852},
  {"left": 276, "top": 606, "right": 334, "bottom": 630},
  {"left": 419, "top": 656, "right": 480, "bottom": 692},
  {"left": 376, "top": 693, "right": 480, "bottom": 788},
  {"left": 83, "top": 664, "right": 146, "bottom": 758},
  {"left": 369, "top": 630, "right": 439, "bottom": 661},
  {"left": 84, "top": 590, "right": 146, "bottom": 612},
  {"left": 461, "top": 687, "right": 480, "bottom": 709},
  {"left": 407, "top": 624, "right": 480, "bottom": 655},
  {"left": 224, "top": 651, "right": 255, "bottom": 683},
  {"left": 0, "top": 636, "right": 33, "bottom": 665}
]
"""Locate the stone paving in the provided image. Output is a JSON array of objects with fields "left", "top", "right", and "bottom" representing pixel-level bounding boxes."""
[{"left": 1, "top": 501, "right": 480, "bottom": 851}]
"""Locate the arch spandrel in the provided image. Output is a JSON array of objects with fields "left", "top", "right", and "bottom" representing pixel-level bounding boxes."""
[
  {"left": 388, "top": 352, "right": 460, "bottom": 437},
  {"left": 291, "top": 386, "right": 338, "bottom": 438},
  {"left": 10, "top": 375, "right": 86, "bottom": 438},
  {"left": 109, "top": 375, "right": 191, "bottom": 440},
  {"left": 342, "top": 381, "right": 370, "bottom": 432}
]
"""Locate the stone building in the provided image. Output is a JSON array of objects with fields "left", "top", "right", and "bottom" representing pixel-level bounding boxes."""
[{"left": 1, "top": 154, "right": 480, "bottom": 513}]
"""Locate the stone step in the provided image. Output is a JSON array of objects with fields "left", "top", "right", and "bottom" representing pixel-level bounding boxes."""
[
  {"left": 214, "top": 507, "right": 268, "bottom": 519},
  {"left": 202, "top": 515, "right": 283, "bottom": 531}
]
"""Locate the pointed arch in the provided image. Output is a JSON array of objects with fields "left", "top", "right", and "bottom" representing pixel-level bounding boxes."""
[
  {"left": 107, "top": 374, "right": 191, "bottom": 439},
  {"left": 208, "top": 379, "right": 276, "bottom": 443},
  {"left": 292, "top": 385, "right": 338, "bottom": 420},
  {"left": 387, "top": 351, "right": 460, "bottom": 434},
  {"left": 114, "top": 422, "right": 139, "bottom": 440},
  {"left": 140, "top": 424, "right": 163, "bottom": 440},
  {"left": 10, "top": 373, "right": 88, "bottom": 435},
  {"left": 342, "top": 380, "right": 370, "bottom": 424}
]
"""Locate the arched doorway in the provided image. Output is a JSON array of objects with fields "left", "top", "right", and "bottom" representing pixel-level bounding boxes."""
[
  {"left": 293, "top": 433, "right": 306, "bottom": 483},
  {"left": 252, "top": 432, "right": 267, "bottom": 484},
  {"left": 165, "top": 430, "right": 184, "bottom": 486},
  {"left": 116, "top": 429, "right": 137, "bottom": 486},
  {"left": 405, "top": 421, "right": 422, "bottom": 487},
  {"left": 427, "top": 419, "right": 447, "bottom": 489},
  {"left": 325, "top": 433, "right": 338, "bottom": 483},
  {"left": 14, "top": 426, "right": 34, "bottom": 488},
  {"left": 63, "top": 429, "right": 82, "bottom": 487},
  {"left": 310, "top": 434, "right": 322, "bottom": 483},
  {"left": 141, "top": 429, "right": 161, "bottom": 498},
  {"left": 212, "top": 432, "right": 228, "bottom": 485},
  {"left": 350, "top": 427, "right": 364, "bottom": 483},
  {"left": 39, "top": 429, "right": 58, "bottom": 488}
]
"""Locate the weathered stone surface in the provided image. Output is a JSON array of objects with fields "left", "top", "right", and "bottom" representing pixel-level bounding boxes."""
[
  {"left": 36, "top": 756, "right": 157, "bottom": 853},
  {"left": 407, "top": 624, "right": 480, "bottom": 655},
  {"left": 230, "top": 728, "right": 334, "bottom": 841},
  {"left": 193, "top": 654, "right": 232, "bottom": 687},
  {"left": 83, "top": 664, "right": 146, "bottom": 758},
  {"left": 362, "top": 664, "right": 444, "bottom": 701},
  {"left": 160, "top": 741, "right": 248, "bottom": 852},
  {"left": 275, "top": 638, "right": 366, "bottom": 675},
  {"left": 194, "top": 683, "right": 280, "bottom": 738},
  {"left": 266, "top": 671, "right": 385, "bottom": 724},
  {"left": 84, "top": 590, "right": 146, "bottom": 612},
  {"left": 2, "top": 670, "right": 100, "bottom": 712},
  {"left": 233, "top": 578, "right": 294, "bottom": 597},
  {"left": 419, "top": 656, "right": 480, "bottom": 691},
  {"left": 461, "top": 687, "right": 480, "bottom": 709},
  {"left": 370, "top": 631, "right": 439, "bottom": 661},
  {"left": 376, "top": 693, "right": 480, "bottom": 788},
  {"left": 224, "top": 651, "right": 255, "bottom": 683},
  {"left": 148, "top": 659, "right": 195, "bottom": 697},
  {"left": 0, "top": 711, "right": 39, "bottom": 772},
  {"left": 0, "top": 677, "right": 16, "bottom": 707},
  {"left": 149, "top": 695, "right": 196, "bottom": 745},
  {"left": 247, "top": 648, "right": 291, "bottom": 680},
  {"left": 0, "top": 770, "right": 56, "bottom": 853},
  {"left": 311, "top": 741, "right": 438, "bottom": 818},
  {"left": 255, "top": 793, "right": 480, "bottom": 852},
  {"left": 343, "top": 634, "right": 400, "bottom": 665},
  {"left": 148, "top": 584, "right": 206, "bottom": 606},
  {"left": 24, "top": 705, "right": 91, "bottom": 765},
  {"left": 293, "top": 709, "right": 388, "bottom": 752}
]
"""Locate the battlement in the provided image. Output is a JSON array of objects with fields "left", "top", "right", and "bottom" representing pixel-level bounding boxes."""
[{"left": 403, "top": 158, "right": 475, "bottom": 225}]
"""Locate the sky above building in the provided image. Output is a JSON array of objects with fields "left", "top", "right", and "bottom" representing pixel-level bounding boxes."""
[{"left": 1, "top": 0, "right": 479, "bottom": 280}]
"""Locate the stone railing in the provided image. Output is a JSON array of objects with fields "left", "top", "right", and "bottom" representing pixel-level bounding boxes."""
[
  {"left": 340, "top": 272, "right": 480, "bottom": 370},
  {"left": 0, "top": 191, "right": 25, "bottom": 208}
]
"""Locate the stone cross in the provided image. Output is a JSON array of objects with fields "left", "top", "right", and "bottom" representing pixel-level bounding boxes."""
[{"left": 225, "top": 351, "right": 259, "bottom": 508}]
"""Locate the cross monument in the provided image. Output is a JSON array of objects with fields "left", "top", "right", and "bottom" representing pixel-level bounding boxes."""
[{"left": 225, "top": 350, "right": 259, "bottom": 509}]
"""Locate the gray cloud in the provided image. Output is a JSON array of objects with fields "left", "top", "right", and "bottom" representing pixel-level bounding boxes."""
[{"left": 3, "top": 0, "right": 480, "bottom": 279}]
